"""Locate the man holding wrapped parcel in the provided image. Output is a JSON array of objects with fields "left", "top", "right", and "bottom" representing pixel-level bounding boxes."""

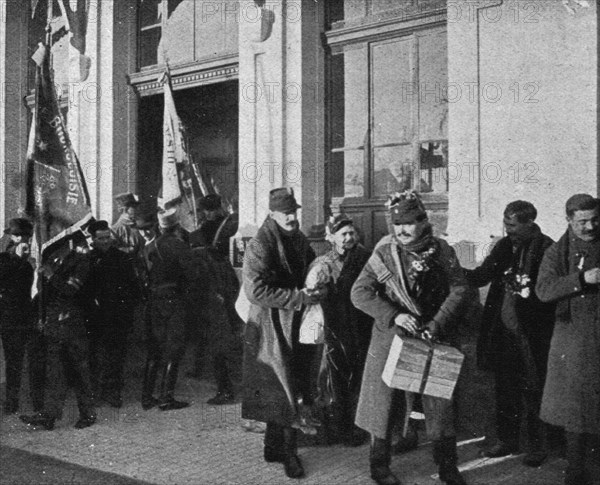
[{"left": 351, "top": 191, "right": 468, "bottom": 485}]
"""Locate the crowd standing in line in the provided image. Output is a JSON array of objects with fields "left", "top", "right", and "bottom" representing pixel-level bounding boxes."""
[{"left": 1, "top": 188, "right": 598, "bottom": 485}]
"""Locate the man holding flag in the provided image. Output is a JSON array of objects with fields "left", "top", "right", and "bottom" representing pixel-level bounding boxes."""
[{"left": 19, "top": 20, "right": 95, "bottom": 430}]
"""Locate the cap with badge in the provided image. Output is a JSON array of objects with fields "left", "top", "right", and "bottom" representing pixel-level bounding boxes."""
[
  {"left": 269, "top": 187, "right": 301, "bottom": 213},
  {"left": 387, "top": 191, "right": 427, "bottom": 225},
  {"left": 114, "top": 192, "right": 140, "bottom": 210},
  {"left": 4, "top": 218, "right": 33, "bottom": 237}
]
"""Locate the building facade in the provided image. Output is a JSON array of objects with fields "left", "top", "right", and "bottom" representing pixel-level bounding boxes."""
[{"left": 0, "top": 0, "right": 597, "bottom": 263}]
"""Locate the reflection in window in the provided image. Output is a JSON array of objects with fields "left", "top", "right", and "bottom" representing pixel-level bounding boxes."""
[
  {"left": 419, "top": 140, "right": 448, "bottom": 193},
  {"left": 138, "top": 0, "right": 161, "bottom": 68}
]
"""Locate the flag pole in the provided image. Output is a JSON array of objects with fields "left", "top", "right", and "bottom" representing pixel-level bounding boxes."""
[{"left": 45, "top": 0, "right": 53, "bottom": 47}]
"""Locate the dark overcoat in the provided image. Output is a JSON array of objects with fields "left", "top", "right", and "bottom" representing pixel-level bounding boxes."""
[
  {"left": 350, "top": 234, "right": 467, "bottom": 439},
  {"left": 465, "top": 231, "right": 555, "bottom": 375},
  {"left": 241, "top": 217, "right": 315, "bottom": 426},
  {"left": 535, "top": 230, "right": 600, "bottom": 434}
]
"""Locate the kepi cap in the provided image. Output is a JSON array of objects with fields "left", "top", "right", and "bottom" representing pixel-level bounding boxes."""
[
  {"left": 114, "top": 192, "right": 140, "bottom": 210},
  {"left": 4, "top": 218, "right": 33, "bottom": 237},
  {"left": 388, "top": 191, "right": 427, "bottom": 225}
]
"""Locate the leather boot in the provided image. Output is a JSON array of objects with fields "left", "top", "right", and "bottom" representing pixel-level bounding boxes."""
[
  {"left": 19, "top": 412, "right": 56, "bottom": 431},
  {"left": 207, "top": 354, "right": 234, "bottom": 405},
  {"left": 158, "top": 361, "right": 189, "bottom": 411},
  {"left": 264, "top": 422, "right": 286, "bottom": 463},
  {"left": 434, "top": 437, "right": 467, "bottom": 485},
  {"left": 282, "top": 426, "right": 305, "bottom": 479},
  {"left": 141, "top": 359, "right": 159, "bottom": 410},
  {"left": 370, "top": 435, "right": 401, "bottom": 485}
]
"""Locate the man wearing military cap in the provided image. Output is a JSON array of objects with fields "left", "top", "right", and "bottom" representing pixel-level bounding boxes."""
[
  {"left": 351, "top": 191, "right": 469, "bottom": 485},
  {"left": 242, "top": 187, "right": 323, "bottom": 478},
  {"left": 0, "top": 218, "right": 34, "bottom": 414},
  {"left": 306, "top": 213, "right": 372, "bottom": 446},
  {"left": 141, "top": 208, "right": 200, "bottom": 411},
  {"left": 187, "top": 194, "right": 241, "bottom": 404},
  {"left": 536, "top": 193, "right": 600, "bottom": 485},
  {"left": 86, "top": 220, "right": 140, "bottom": 408},
  {"left": 112, "top": 192, "right": 145, "bottom": 256},
  {"left": 20, "top": 231, "right": 97, "bottom": 430}
]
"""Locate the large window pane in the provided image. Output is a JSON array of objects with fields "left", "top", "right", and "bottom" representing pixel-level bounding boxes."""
[
  {"left": 371, "top": 37, "right": 413, "bottom": 147},
  {"left": 343, "top": 150, "right": 365, "bottom": 198},
  {"left": 373, "top": 145, "right": 412, "bottom": 196},
  {"left": 139, "top": 27, "right": 161, "bottom": 68}
]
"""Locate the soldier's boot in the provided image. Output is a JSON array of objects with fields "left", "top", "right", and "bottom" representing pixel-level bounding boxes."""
[
  {"left": 158, "top": 361, "right": 189, "bottom": 411},
  {"left": 207, "top": 354, "right": 234, "bottom": 405},
  {"left": 370, "top": 435, "right": 402, "bottom": 485},
  {"left": 141, "top": 359, "right": 160, "bottom": 410},
  {"left": 523, "top": 416, "right": 547, "bottom": 467},
  {"left": 19, "top": 412, "right": 56, "bottom": 431},
  {"left": 282, "top": 426, "right": 305, "bottom": 479},
  {"left": 264, "top": 422, "right": 286, "bottom": 463},
  {"left": 434, "top": 437, "right": 467, "bottom": 485}
]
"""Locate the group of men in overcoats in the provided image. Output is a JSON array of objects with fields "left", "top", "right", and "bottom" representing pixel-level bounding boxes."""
[{"left": 240, "top": 187, "right": 600, "bottom": 485}]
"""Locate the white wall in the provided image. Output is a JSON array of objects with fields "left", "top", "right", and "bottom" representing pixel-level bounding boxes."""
[{"left": 447, "top": 0, "right": 597, "bottom": 263}]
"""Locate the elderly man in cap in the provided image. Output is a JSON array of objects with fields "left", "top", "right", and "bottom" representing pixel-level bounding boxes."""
[
  {"left": 112, "top": 192, "right": 145, "bottom": 257},
  {"left": 242, "top": 187, "right": 323, "bottom": 479},
  {"left": 187, "top": 194, "right": 242, "bottom": 396},
  {"left": 20, "top": 231, "right": 96, "bottom": 430},
  {"left": 141, "top": 208, "right": 199, "bottom": 411},
  {"left": 536, "top": 194, "right": 600, "bottom": 485},
  {"left": 306, "top": 213, "right": 372, "bottom": 446},
  {"left": 0, "top": 218, "right": 34, "bottom": 413},
  {"left": 86, "top": 220, "right": 140, "bottom": 408},
  {"left": 465, "top": 200, "right": 555, "bottom": 466},
  {"left": 351, "top": 191, "right": 468, "bottom": 485}
]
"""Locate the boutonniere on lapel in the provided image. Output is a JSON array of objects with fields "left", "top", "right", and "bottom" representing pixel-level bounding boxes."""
[
  {"left": 503, "top": 268, "right": 532, "bottom": 298},
  {"left": 408, "top": 247, "right": 437, "bottom": 279},
  {"left": 575, "top": 250, "right": 588, "bottom": 271}
]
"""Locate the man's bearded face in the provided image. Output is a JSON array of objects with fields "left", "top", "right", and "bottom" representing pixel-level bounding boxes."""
[{"left": 270, "top": 210, "right": 299, "bottom": 233}]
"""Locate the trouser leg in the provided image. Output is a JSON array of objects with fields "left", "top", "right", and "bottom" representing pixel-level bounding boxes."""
[
  {"left": 494, "top": 370, "right": 521, "bottom": 447},
  {"left": 565, "top": 432, "right": 587, "bottom": 485},
  {"left": 43, "top": 339, "right": 69, "bottom": 419},
  {"left": 1, "top": 329, "right": 28, "bottom": 410},
  {"left": 27, "top": 329, "right": 47, "bottom": 412}
]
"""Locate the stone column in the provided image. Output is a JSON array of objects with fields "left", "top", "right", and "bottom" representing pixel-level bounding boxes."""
[
  {"left": 0, "top": 1, "right": 30, "bottom": 227},
  {"left": 237, "top": 0, "right": 325, "bottom": 237}
]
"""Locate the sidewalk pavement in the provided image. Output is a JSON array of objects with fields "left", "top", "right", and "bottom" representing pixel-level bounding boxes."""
[{"left": 1, "top": 373, "right": 566, "bottom": 485}]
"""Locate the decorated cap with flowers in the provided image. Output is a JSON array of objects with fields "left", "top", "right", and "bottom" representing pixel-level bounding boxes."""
[{"left": 386, "top": 190, "right": 427, "bottom": 225}]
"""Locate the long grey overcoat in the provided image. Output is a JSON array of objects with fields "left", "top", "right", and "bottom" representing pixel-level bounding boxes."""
[
  {"left": 535, "top": 229, "right": 600, "bottom": 434},
  {"left": 241, "top": 217, "right": 316, "bottom": 426},
  {"left": 350, "top": 234, "right": 468, "bottom": 439}
]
